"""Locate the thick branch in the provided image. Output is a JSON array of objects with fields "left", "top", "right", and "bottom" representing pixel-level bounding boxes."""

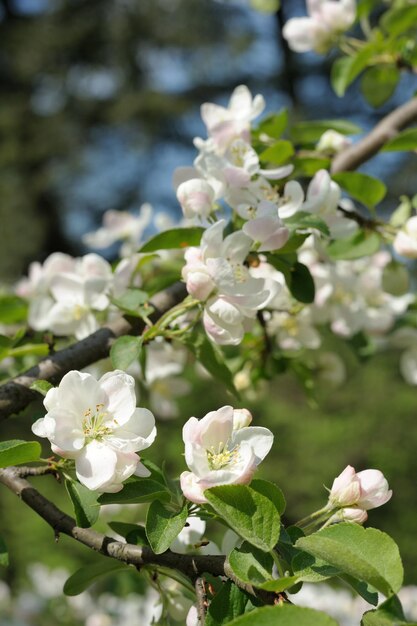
[
  {"left": 0, "top": 283, "right": 186, "bottom": 421},
  {"left": 0, "top": 466, "right": 278, "bottom": 605},
  {"left": 331, "top": 96, "right": 417, "bottom": 173}
]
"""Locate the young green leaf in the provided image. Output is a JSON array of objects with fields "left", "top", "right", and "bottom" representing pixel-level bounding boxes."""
[
  {"left": 228, "top": 542, "right": 274, "bottom": 586},
  {"left": 382, "top": 128, "right": 417, "bottom": 152},
  {"left": 181, "top": 328, "right": 239, "bottom": 398},
  {"left": 327, "top": 230, "right": 380, "bottom": 261},
  {"left": 206, "top": 581, "right": 256, "bottom": 626},
  {"left": 259, "top": 140, "right": 294, "bottom": 165},
  {"left": 227, "top": 604, "right": 339, "bottom": 625},
  {"left": 65, "top": 480, "right": 100, "bottom": 528},
  {"left": 0, "top": 440, "right": 41, "bottom": 468},
  {"left": 254, "top": 109, "right": 288, "bottom": 140},
  {"left": 30, "top": 380, "right": 54, "bottom": 396},
  {"left": 287, "top": 262, "right": 315, "bottom": 304},
  {"left": 139, "top": 227, "right": 205, "bottom": 252},
  {"left": 381, "top": 5, "right": 417, "bottom": 36},
  {"left": 98, "top": 477, "right": 170, "bottom": 505},
  {"left": 284, "top": 211, "right": 330, "bottom": 236},
  {"left": 291, "top": 119, "right": 361, "bottom": 144},
  {"left": 110, "top": 335, "right": 143, "bottom": 370},
  {"left": 332, "top": 172, "right": 386, "bottom": 208},
  {"left": 205, "top": 484, "right": 281, "bottom": 552},
  {"left": 111, "top": 288, "right": 150, "bottom": 315},
  {"left": 63, "top": 560, "right": 128, "bottom": 596},
  {"left": 361, "top": 65, "right": 400, "bottom": 108},
  {"left": 296, "top": 523, "right": 404, "bottom": 597},
  {"left": 292, "top": 550, "right": 341, "bottom": 583},
  {"left": 145, "top": 501, "right": 188, "bottom": 554},
  {"left": 361, "top": 595, "right": 412, "bottom": 625},
  {"left": 249, "top": 479, "right": 286, "bottom": 515},
  {"left": 331, "top": 46, "right": 376, "bottom": 97}
]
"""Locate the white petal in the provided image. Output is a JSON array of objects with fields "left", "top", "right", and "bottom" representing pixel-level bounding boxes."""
[
  {"left": 75, "top": 441, "right": 118, "bottom": 491},
  {"left": 109, "top": 407, "right": 156, "bottom": 452},
  {"left": 232, "top": 426, "right": 274, "bottom": 465},
  {"left": 99, "top": 370, "right": 137, "bottom": 424}
]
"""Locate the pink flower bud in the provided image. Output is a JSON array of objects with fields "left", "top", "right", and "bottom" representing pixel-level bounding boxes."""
[
  {"left": 176, "top": 179, "right": 215, "bottom": 219},
  {"left": 233, "top": 408, "right": 252, "bottom": 430},
  {"left": 329, "top": 465, "right": 361, "bottom": 507},
  {"left": 356, "top": 469, "right": 392, "bottom": 510}
]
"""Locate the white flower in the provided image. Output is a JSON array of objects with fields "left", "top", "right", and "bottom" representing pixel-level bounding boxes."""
[
  {"left": 393, "top": 215, "right": 417, "bottom": 259},
  {"left": 329, "top": 465, "right": 392, "bottom": 510},
  {"left": 180, "top": 405, "right": 274, "bottom": 504},
  {"left": 83, "top": 204, "right": 153, "bottom": 257},
  {"left": 176, "top": 178, "right": 217, "bottom": 220},
  {"left": 283, "top": 0, "right": 356, "bottom": 54},
  {"left": 242, "top": 200, "right": 290, "bottom": 252},
  {"left": 32, "top": 370, "right": 156, "bottom": 492},
  {"left": 316, "top": 130, "right": 352, "bottom": 155},
  {"left": 200, "top": 85, "right": 265, "bottom": 153}
]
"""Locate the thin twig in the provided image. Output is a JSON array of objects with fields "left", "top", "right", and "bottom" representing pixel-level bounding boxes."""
[
  {"left": 195, "top": 576, "right": 207, "bottom": 625},
  {"left": 331, "top": 96, "right": 417, "bottom": 173}
]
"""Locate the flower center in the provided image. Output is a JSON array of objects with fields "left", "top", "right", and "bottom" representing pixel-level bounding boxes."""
[
  {"left": 82, "top": 404, "right": 113, "bottom": 442},
  {"left": 206, "top": 440, "right": 240, "bottom": 470}
]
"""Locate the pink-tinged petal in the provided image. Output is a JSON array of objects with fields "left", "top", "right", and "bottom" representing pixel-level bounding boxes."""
[
  {"left": 199, "top": 406, "right": 234, "bottom": 451},
  {"left": 203, "top": 308, "right": 244, "bottom": 346},
  {"left": 177, "top": 178, "right": 215, "bottom": 219},
  {"left": 99, "top": 370, "right": 136, "bottom": 424},
  {"left": 134, "top": 460, "right": 151, "bottom": 478},
  {"left": 183, "top": 417, "right": 201, "bottom": 445},
  {"left": 186, "top": 271, "right": 215, "bottom": 301},
  {"left": 232, "top": 426, "right": 274, "bottom": 465},
  {"left": 329, "top": 465, "right": 361, "bottom": 507},
  {"left": 356, "top": 469, "right": 392, "bottom": 510},
  {"left": 109, "top": 407, "right": 156, "bottom": 452},
  {"left": 79, "top": 253, "right": 113, "bottom": 280},
  {"left": 180, "top": 471, "right": 208, "bottom": 504},
  {"left": 75, "top": 440, "right": 118, "bottom": 491}
]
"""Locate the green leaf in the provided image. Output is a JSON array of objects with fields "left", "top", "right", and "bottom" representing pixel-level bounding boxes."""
[
  {"left": 65, "top": 480, "right": 100, "bottom": 528},
  {"left": 327, "top": 230, "right": 380, "bottom": 261},
  {"left": 181, "top": 327, "right": 238, "bottom": 398},
  {"left": 250, "top": 0, "right": 280, "bottom": 13},
  {"left": 110, "top": 335, "right": 143, "bottom": 370},
  {"left": 205, "top": 484, "right": 281, "bottom": 552},
  {"left": 0, "top": 295, "right": 28, "bottom": 324},
  {"left": 284, "top": 211, "right": 330, "bottom": 236},
  {"left": 30, "top": 379, "right": 53, "bottom": 397},
  {"left": 381, "top": 5, "right": 417, "bottom": 36},
  {"left": 331, "top": 46, "right": 376, "bottom": 96},
  {"left": 98, "top": 477, "right": 170, "bottom": 505},
  {"left": 0, "top": 536, "right": 8, "bottom": 567},
  {"left": 287, "top": 262, "right": 315, "bottom": 304},
  {"left": 228, "top": 542, "right": 274, "bottom": 586},
  {"left": 332, "top": 172, "right": 387, "bottom": 208},
  {"left": 390, "top": 196, "right": 412, "bottom": 226},
  {"left": 259, "top": 576, "right": 300, "bottom": 592},
  {"left": 63, "top": 560, "right": 127, "bottom": 596},
  {"left": 206, "top": 581, "right": 255, "bottom": 626},
  {"left": 382, "top": 128, "right": 417, "bottom": 152},
  {"left": 296, "top": 524, "right": 404, "bottom": 597},
  {"left": 275, "top": 233, "right": 309, "bottom": 254},
  {"left": 139, "top": 227, "right": 205, "bottom": 253},
  {"left": 4, "top": 343, "right": 49, "bottom": 359},
  {"left": 145, "top": 501, "right": 188, "bottom": 554},
  {"left": 255, "top": 109, "right": 288, "bottom": 140},
  {"left": 361, "top": 595, "right": 413, "bottom": 625},
  {"left": 357, "top": 0, "right": 381, "bottom": 19},
  {"left": 111, "top": 289, "right": 150, "bottom": 316},
  {"left": 361, "top": 65, "right": 400, "bottom": 108},
  {"left": 341, "top": 573, "right": 379, "bottom": 606},
  {"left": 227, "top": 605, "right": 339, "bottom": 625},
  {"left": 249, "top": 479, "right": 286, "bottom": 515},
  {"left": 0, "top": 440, "right": 41, "bottom": 468},
  {"left": 108, "top": 522, "right": 149, "bottom": 546},
  {"left": 291, "top": 120, "right": 361, "bottom": 144},
  {"left": 292, "top": 550, "right": 341, "bottom": 583},
  {"left": 293, "top": 157, "right": 331, "bottom": 176},
  {"left": 260, "top": 140, "right": 294, "bottom": 165}
]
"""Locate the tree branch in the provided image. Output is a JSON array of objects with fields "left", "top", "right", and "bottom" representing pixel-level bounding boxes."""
[
  {"left": 331, "top": 96, "right": 417, "bottom": 173},
  {"left": 0, "top": 466, "right": 279, "bottom": 605},
  {"left": 0, "top": 283, "right": 187, "bottom": 421}
]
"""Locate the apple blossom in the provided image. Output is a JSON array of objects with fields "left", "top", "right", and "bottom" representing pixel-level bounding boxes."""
[
  {"left": 393, "top": 215, "right": 417, "bottom": 259},
  {"left": 242, "top": 200, "right": 290, "bottom": 252},
  {"left": 180, "top": 405, "right": 274, "bottom": 503},
  {"left": 283, "top": 0, "right": 356, "bottom": 55},
  {"left": 329, "top": 465, "right": 392, "bottom": 510},
  {"left": 200, "top": 84, "right": 265, "bottom": 152},
  {"left": 83, "top": 204, "right": 153, "bottom": 257},
  {"left": 316, "top": 130, "right": 352, "bottom": 155},
  {"left": 176, "top": 178, "right": 217, "bottom": 220},
  {"left": 32, "top": 370, "right": 156, "bottom": 492}
]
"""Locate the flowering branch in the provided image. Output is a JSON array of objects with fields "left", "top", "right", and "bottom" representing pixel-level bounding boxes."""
[
  {"left": 331, "top": 96, "right": 417, "bottom": 173},
  {"left": 0, "top": 282, "right": 186, "bottom": 421},
  {"left": 0, "top": 465, "right": 279, "bottom": 605}
]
